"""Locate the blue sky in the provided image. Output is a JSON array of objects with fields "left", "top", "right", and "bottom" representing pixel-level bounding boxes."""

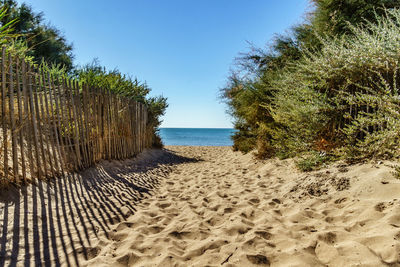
[{"left": 17, "top": 0, "right": 311, "bottom": 128}]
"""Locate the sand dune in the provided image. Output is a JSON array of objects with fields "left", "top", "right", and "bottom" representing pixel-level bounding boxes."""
[{"left": 1, "top": 146, "right": 400, "bottom": 266}]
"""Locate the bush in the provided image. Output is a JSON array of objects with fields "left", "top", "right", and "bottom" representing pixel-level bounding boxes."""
[
  {"left": 260, "top": 8, "right": 400, "bottom": 161},
  {"left": 391, "top": 164, "right": 400, "bottom": 179},
  {"left": 223, "top": 5, "right": 400, "bottom": 167},
  {"left": 289, "top": 9, "right": 400, "bottom": 159},
  {"left": 296, "top": 151, "right": 332, "bottom": 172},
  {"left": 231, "top": 130, "right": 256, "bottom": 153}
]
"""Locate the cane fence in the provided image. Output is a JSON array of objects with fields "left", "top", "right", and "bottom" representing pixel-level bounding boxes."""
[{"left": 0, "top": 47, "right": 150, "bottom": 185}]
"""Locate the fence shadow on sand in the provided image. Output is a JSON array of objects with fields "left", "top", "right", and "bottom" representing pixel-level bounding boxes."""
[{"left": 0, "top": 148, "right": 201, "bottom": 267}]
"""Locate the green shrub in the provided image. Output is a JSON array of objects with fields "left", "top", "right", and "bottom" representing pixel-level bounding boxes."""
[
  {"left": 269, "top": 70, "right": 334, "bottom": 154},
  {"left": 231, "top": 130, "right": 256, "bottom": 153},
  {"left": 223, "top": 2, "right": 400, "bottom": 165},
  {"left": 295, "top": 9, "right": 400, "bottom": 159},
  {"left": 296, "top": 151, "right": 332, "bottom": 172},
  {"left": 391, "top": 164, "right": 400, "bottom": 179}
]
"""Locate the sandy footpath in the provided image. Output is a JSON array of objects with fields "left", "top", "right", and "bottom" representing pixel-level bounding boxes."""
[{"left": 1, "top": 146, "right": 400, "bottom": 266}]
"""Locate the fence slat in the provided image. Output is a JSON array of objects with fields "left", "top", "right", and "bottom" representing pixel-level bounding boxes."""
[
  {"left": 43, "top": 71, "right": 58, "bottom": 175},
  {"left": 26, "top": 65, "right": 42, "bottom": 179},
  {"left": 75, "top": 80, "right": 89, "bottom": 167},
  {"left": 2, "top": 47, "right": 8, "bottom": 181},
  {"left": 21, "top": 59, "right": 34, "bottom": 182},
  {"left": 38, "top": 70, "right": 55, "bottom": 178},
  {"left": 65, "top": 78, "right": 81, "bottom": 170},
  {"left": 8, "top": 52, "right": 19, "bottom": 183},
  {"left": 58, "top": 77, "right": 76, "bottom": 171},
  {"left": 105, "top": 88, "right": 112, "bottom": 159},
  {"left": 32, "top": 73, "right": 49, "bottom": 178},
  {"left": 15, "top": 58, "right": 26, "bottom": 183},
  {"left": 81, "top": 83, "right": 91, "bottom": 165},
  {"left": 49, "top": 73, "right": 66, "bottom": 176}
]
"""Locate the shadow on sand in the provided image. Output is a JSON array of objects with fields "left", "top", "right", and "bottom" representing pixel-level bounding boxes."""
[{"left": 0, "top": 148, "right": 200, "bottom": 267}]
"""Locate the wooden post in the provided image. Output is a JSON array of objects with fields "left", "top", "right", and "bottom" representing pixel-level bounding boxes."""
[
  {"left": 21, "top": 59, "right": 34, "bottom": 182},
  {"left": 91, "top": 85, "right": 98, "bottom": 162},
  {"left": 38, "top": 69, "right": 55, "bottom": 178},
  {"left": 133, "top": 101, "right": 137, "bottom": 155},
  {"left": 49, "top": 73, "right": 65, "bottom": 175},
  {"left": 92, "top": 86, "right": 99, "bottom": 162},
  {"left": 78, "top": 81, "right": 89, "bottom": 166},
  {"left": 8, "top": 53, "right": 19, "bottom": 183},
  {"left": 15, "top": 57, "right": 27, "bottom": 183},
  {"left": 27, "top": 65, "right": 42, "bottom": 179},
  {"left": 129, "top": 100, "right": 133, "bottom": 155},
  {"left": 95, "top": 86, "right": 102, "bottom": 160},
  {"left": 115, "top": 95, "right": 120, "bottom": 159},
  {"left": 43, "top": 70, "right": 62, "bottom": 176},
  {"left": 2, "top": 47, "right": 8, "bottom": 181},
  {"left": 95, "top": 86, "right": 100, "bottom": 162},
  {"left": 72, "top": 80, "right": 88, "bottom": 167},
  {"left": 141, "top": 103, "right": 143, "bottom": 152},
  {"left": 106, "top": 88, "right": 112, "bottom": 159},
  {"left": 59, "top": 77, "right": 76, "bottom": 171},
  {"left": 32, "top": 72, "right": 48, "bottom": 178},
  {"left": 65, "top": 78, "right": 82, "bottom": 169},
  {"left": 81, "top": 82, "right": 92, "bottom": 166}
]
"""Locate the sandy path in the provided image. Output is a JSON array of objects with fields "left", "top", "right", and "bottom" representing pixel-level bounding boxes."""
[
  {"left": 1, "top": 146, "right": 400, "bottom": 266},
  {"left": 88, "top": 146, "right": 400, "bottom": 267}
]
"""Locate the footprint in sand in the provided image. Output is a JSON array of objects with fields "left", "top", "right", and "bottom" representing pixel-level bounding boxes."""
[
  {"left": 334, "top": 197, "right": 348, "bottom": 204},
  {"left": 272, "top": 198, "right": 281, "bottom": 204},
  {"left": 168, "top": 230, "right": 193, "bottom": 239},
  {"left": 255, "top": 231, "right": 273, "bottom": 240},
  {"left": 75, "top": 246, "right": 101, "bottom": 260},
  {"left": 318, "top": 231, "right": 337, "bottom": 244},
  {"left": 224, "top": 207, "right": 235, "bottom": 213},
  {"left": 157, "top": 202, "right": 172, "bottom": 209},
  {"left": 374, "top": 202, "right": 386, "bottom": 212},
  {"left": 246, "top": 254, "right": 270, "bottom": 265},
  {"left": 249, "top": 197, "right": 260, "bottom": 205}
]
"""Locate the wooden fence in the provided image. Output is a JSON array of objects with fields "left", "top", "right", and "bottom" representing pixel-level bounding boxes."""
[{"left": 0, "top": 47, "right": 150, "bottom": 185}]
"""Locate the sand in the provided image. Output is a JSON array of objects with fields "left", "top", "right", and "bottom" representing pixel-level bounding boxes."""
[{"left": 1, "top": 146, "right": 400, "bottom": 266}]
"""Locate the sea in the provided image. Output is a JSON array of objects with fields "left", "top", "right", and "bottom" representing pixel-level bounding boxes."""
[{"left": 159, "top": 128, "right": 236, "bottom": 146}]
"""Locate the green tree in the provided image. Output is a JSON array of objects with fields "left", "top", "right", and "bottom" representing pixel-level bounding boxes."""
[
  {"left": 0, "top": 0, "right": 74, "bottom": 70},
  {"left": 311, "top": 0, "right": 400, "bottom": 36}
]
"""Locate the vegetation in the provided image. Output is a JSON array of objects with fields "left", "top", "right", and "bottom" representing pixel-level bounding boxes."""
[
  {"left": 0, "top": 1, "right": 167, "bottom": 148},
  {"left": 222, "top": 0, "right": 400, "bottom": 170},
  {"left": 73, "top": 60, "right": 168, "bottom": 147},
  {"left": 391, "top": 164, "right": 400, "bottom": 179},
  {"left": 296, "top": 151, "right": 332, "bottom": 172},
  {"left": 0, "top": 0, "right": 74, "bottom": 70}
]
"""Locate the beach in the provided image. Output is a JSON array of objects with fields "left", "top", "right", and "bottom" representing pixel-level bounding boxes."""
[{"left": 1, "top": 146, "right": 400, "bottom": 266}]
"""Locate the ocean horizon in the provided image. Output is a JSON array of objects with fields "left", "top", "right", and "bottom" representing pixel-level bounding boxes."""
[{"left": 159, "top": 128, "right": 236, "bottom": 146}]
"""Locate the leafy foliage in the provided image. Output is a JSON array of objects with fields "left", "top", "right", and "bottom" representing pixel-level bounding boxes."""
[
  {"left": 0, "top": 5, "right": 17, "bottom": 43},
  {"left": 296, "top": 151, "right": 332, "bottom": 172},
  {"left": 311, "top": 0, "right": 400, "bottom": 36},
  {"left": 222, "top": 1, "right": 400, "bottom": 166},
  {"left": 0, "top": 0, "right": 74, "bottom": 70}
]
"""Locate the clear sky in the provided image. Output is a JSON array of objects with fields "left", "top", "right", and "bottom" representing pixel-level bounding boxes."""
[{"left": 16, "top": 0, "right": 311, "bottom": 128}]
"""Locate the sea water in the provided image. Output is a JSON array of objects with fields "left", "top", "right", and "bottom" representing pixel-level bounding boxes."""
[{"left": 159, "top": 128, "right": 236, "bottom": 146}]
